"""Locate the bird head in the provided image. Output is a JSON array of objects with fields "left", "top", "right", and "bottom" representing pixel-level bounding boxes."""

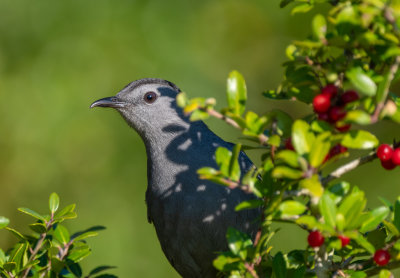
[{"left": 91, "top": 78, "right": 186, "bottom": 140}]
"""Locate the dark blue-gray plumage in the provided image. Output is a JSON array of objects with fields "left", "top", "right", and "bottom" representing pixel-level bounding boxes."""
[{"left": 91, "top": 79, "right": 259, "bottom": 278}]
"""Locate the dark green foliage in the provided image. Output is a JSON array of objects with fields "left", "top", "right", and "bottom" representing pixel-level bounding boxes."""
[
  {"left": 179, "top": 0, "right": 400, "bottom": 276},
  {"left": 0, "top": 193, "right": 116, "bottom": 278}
]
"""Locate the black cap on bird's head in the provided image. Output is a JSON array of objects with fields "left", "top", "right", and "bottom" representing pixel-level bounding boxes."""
[{"left": 91, "top": 78, "right": 184, "bottom": 139}]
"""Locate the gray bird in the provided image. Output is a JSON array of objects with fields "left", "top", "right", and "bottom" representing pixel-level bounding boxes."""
[{"left": 91, "top": 78, "right": 259, "bottom": 278}]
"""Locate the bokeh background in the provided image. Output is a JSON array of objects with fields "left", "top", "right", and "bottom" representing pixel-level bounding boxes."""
[{"left": 1, "top": 0, "right": 400, "bottom": 277}]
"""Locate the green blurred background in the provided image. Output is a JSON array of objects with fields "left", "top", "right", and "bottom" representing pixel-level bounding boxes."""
[{"left": 0, "top": 0, "right": 399, "bottom": 277}]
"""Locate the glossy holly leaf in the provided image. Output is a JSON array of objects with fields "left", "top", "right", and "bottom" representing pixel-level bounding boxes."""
[
  {"left": 394, "top": 197, "right": 400, "bottom": 232},
  {"left": 346, "top": 67, "right": 377, "bottom": 97},
  {"left": 88, "top": 266, "right": 117, "bottom": 277},
  {"left": 327, "top": 181, "right": 350, "bottom": 204},
  {"left": 379, "top": 270, "right": 393, "bottom": 278},
  {"left": 272, "top": 166, "right": 303, "bottom": 179},
  {"left": 275, "top": 150, "right": 300, "bottom": 168},
  {"left": 291, "top": 3, "right": 313, "bottom": 15},
  {"left": 292, "top": 120, "right": 315, "bottom": 155},
  {"left": 49, "top": 192, "right": 60, "bottom": 214},
  {"left": 319, "top": 193, "right": 336, "bottom": 228},
  {"left": 312, "top": 14, "right": 326, "bottom": 40},
  {"left": 344, "top": 110, "right": 371, "bottom": 125},
  {"left": 360, "top": 207, "right": 389, "bottom": 233},
  {"left": 29, "top": 223, "right": 47, "bottom": 234},
  {"left": 54, "top": 224, "right": 70, "bottom": 245},
  {"left": 272, "top": 252, "right": 287, "bottom": 278},
  {"left": 18, "top": 207, "right": 46, "bottom": 221},
  {"left": 338, "top": 191, "right": 366, "bottom": 229},
  {"left": 228, "top": 144, "right": 241, "bottom": 182},
  {"left": 8, "top": 242, "right": 28, "bottom": 272},
  {"left": 0, "top": 217, "right": 9, "bottom": 229},
  {"left": 215, "top": 147, "right": 231, "bottom": 177},
  {"left": 226, "top": 227, "right": 252, "bottom": 260},
  {"left": 309, "top": 131, "right": 331, "bottom": 168},
  {"left": 354, "top": 233, "right": 375, "bottom": 254},
  {"left": 68, "top": 244, "right": 91, "bottom": 263},
  {"left": 299, "top": 175, "right": 323, "bottom": 197},
  {"left": 235, "top": 199, "right": 264, "bottom": 211},
  {"left": 5, "top": 227, "right": 26, "bottom": 241},
  {"left": 227, "top": 71, "right": 247, "bottom": 116},
  {"left": 190, "top": 110, "right": 209, "bottom": 121},
  {"left": 278, "top": 201, "right": 307, "bottom": 218},
  {"left": 213, "top": 253, "right": 241, "bottom": 272},
  {"left": 341, "top": 130, "right": 379, "bottom": 149}
]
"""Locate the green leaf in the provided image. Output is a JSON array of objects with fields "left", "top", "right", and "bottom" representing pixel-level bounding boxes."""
[
  {"left": 309, "top": 131, "right": 331, "bottom": 168},
  {"left": 235, "top": 199, "right": 264, "bottom": 211},
  {"left": 278, "top": 201, "right": 306, "bottom": 218},
  {"left": 299, "top": 175, "right": 323, "bottom": 197},
  {"left": 354, "top": 233, "right": 375, "bottom": 254},
  {"left": 360, "top": 207, "right": 389, "bottom": 233},
  {"left": 213, "top": 253, "right": 241, "bottom": 271},
  {"left": 68, "top": 244, "right": 91, "bottom": 263},
  {"left": 344, "top": 110, "right": 371, "bottom": 125},
  {"left": 346, "top": 67, "right": 377, "bottom": 97},
  {"left": 292, "top": 120, "right": 315, "bottom": 155},
  {"left": 272, "top": 252, "right": 287, "bottom": 278},
  {"left": 216, "top": 147, "right": 231, "bottom": 177},
  {"left": 18, "top": 207, "right": 46, "bottom": 221},
  {"left": 319, "top": 193, "right": 336, "bottom": 228},
  {"left": 341, "top": 130, "right": 379, "bottom": 149},
  {"left": 395, "top": 197, "right": 400, "bottom": 232},
  {"left": 291, "top": 3, "right": 313, "bottom": 15},
  {"left": 93, "top": 274, "right": 118, "bottom": 278},
  {"left": 311, "top": 120, "right": 333, "bottom": 133},
  {"left": 29, "top": 223, "right": 47, "bottom": 234},
  {"left": 227, "top": 70, "right": 247, "bottom": 115},
  {"left": 338, "top": 191, "right": 366, "bottom": 230},
  {"left": 327, "top": 182, "right": 350, "bottom": 204},
  {"left": 275, "top": 150, "right": 300, "bottom": 168},
  {"left": 88, "top": 266, "right": 117, "bottom": 277},
  {"left": 272, "top": 166, "right": 303, "bottom": 179},
  {"left": 226, "top": 227, "right": 252, "bottom": 260},
  {"left": 55, "top": 204, "right": 76, "bottom": 219},
  {"left": 379, "top": 269, "right": 393, "bottom": 278},
  {"left": 54, "top": 224, "right": 70, "bottom": 245},
  {"left": 8, "top": 242, "right": 28, "bottom": 272},
  {"left": 0, "top": 217, "right": 9, "bottom": 229},
  {"left": 3, "top": 262, "right": 16, "bottom": 272},
  {"left": 190, "top": 109, "right": 209, "bottom": 121},
  {"left": 312, "top": 14, "right": 327, "bottom": 40},
  {"left": 72, "top": 231, "right": 98, "bottom": 242},
  {"left": 49, "top": 192, "right": 60, "bottom": 214},
  {"left": 229, "top": 144, "right": 241, "bottom": 182},
  {"left": 176, "top": 92, "right": 188, "bottom": 108},
  {"left": 5, "top": 227, "right": 26, "bottom": 241},
  {"left": 296, "top": 215, "right": 318, "bottom": 229}
]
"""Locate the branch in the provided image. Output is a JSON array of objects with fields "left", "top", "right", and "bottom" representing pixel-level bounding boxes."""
[
  {"left": 205, "top": 108, "right": 269, "bottom": 146},
  {"left": 322, "top": 142, "right": 400, "bottom": 185},
  {"left": 371, "top": 55, "right": 400, "bottom": 123},
  {"left": 365, "top": 260, "right": 400, "bottom": 276}
]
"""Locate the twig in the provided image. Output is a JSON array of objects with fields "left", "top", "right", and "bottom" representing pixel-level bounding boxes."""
[
  {"left": 206, "top": 108, "right": 269, "bottom": 146},
  {"left": 365, "top": 261, "right": 400, "bottom": 276},
  {"left": 21, "top": 233, "right": 47, "bottom": 278},
  {"left": 244, "top": 262, "right": 259, "bottom": 278},
  {"left": 322, "top": 142, "right": 400, "bottom": 185}
]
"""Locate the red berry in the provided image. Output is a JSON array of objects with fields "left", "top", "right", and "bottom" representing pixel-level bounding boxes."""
[
  {"left": 377, "top": 144, "right": 393, "bottom": 162},
  {"left": 308, "top": 231, "right": 325, "bottom": 247},
  {"left": 330, "top": 144, "right": 348, "bottom": 157},
  {"left": 313, "top": 94, "right": 331, "bottom": 113},
  {"left": 392, "top": 148, "right": 400, "bottom": 166},
  {"left": 321, "top": 84, "right": 338, "bottom": 98},
  {"left": 381, "top": 159, "right": 397, "bottom": 170},
  {"left": 340, "top": 90, "right": 359, "bottom": 104},
  {"left": 284, "top": 137, "right": 295, "bottom": 151},
  {"left": 374, "top": 249, "right": 390, "bottom": 266},
  {"left": 335, "top": 122, "right": 351, "bottom": 132},
  {"left": 318, "top": 112, "right": 330, "bottom": 122},
  {"left": 329, "top": 106, "right": 347, "bottom": 122},
  {"left": 338, "top": 235, "right": 350, "bottom": 247}
]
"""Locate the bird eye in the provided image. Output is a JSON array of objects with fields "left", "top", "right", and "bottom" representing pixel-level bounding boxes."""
[{"left": 144, "top": 91, "right": 157, "bottom": 104}]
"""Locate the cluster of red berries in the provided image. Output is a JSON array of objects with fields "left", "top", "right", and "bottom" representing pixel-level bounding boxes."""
[
  {"left": 312, "top": 85, "right": 359, "bottom": 132},
  {"left": 376, "top": 144, "right": 400, "bottom": 170},
  {"left": 308, "top": 231, "right": 390, "bottom": 266},
  {"left": 307, "top": 231, "right": 350, "bottom": 248}
]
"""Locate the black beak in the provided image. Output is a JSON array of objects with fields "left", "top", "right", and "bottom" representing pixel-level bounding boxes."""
[{"left": 90, "top": 97, "right": 128, "bottom": 109}]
